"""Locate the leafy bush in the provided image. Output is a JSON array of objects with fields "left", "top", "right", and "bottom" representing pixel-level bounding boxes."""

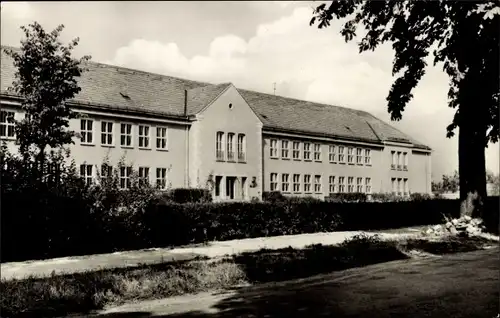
[
  {"left": 165, "top": 188, "right": 212, "bottom": 204},
  {"left": 410, "top": 192, "right": 432, "bottom": 201},
  {"left": 325, "top": 192, "right": 367, "bottom": 202},
  {"left": 262, "top": 191, "right": 286, "bottom": 203}
]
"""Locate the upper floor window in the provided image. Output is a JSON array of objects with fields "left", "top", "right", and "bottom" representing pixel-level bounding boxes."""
[
  {"left": 293, "top": 174, "right": 301, "bottom": 193},
  {"left": 303, "top": 142, "right": 311, "bottom": 160},
  {"left": 119, "top": 166, "right": 132, "bottom": 189},
  {"left": 356, "top": 177, "right": 363, "bottom": 193},
  {"left": 338, "top": 176, "right": 345, "bottom": 193},
  {"left": 270, "top": 173, "right": 278, "bottom": 191},
  {"left": 365, "top": 177, "right": 372, "bottom": 194},
  {"left": 397, "top": 151, "right": 402, "bottom": 170},
  {"left": 329, "top": 176, "right": 336, "bottom": 194},
  {"left": 347, "top": 147, "right": 354, "bottom": 164},
  {"left": 313, "top": 144, "right": 321, "bottom": 161},
  {"left": 156, "top": 167, "right": 167, "bottom": 190},
  {"left": 138, "top": 167, "right": 150, "bottom": 187},
  {"left": 314, "top": 175, "right": 322, "bottom": 193},
  {"left": 80, "top": 119, "right": 93, "bottom": 144},
  {"left": 227, "top": 133, "right": 235, "bottom": 161},
  {"left": 282, "top": 173, "right": 290, "bottom": 193},
  {"left": 403, "top": 152, "right": 408, "bottom": 170},
  {"left": 138, "top": 125, "right": 150, "bottom": 148},
  {"left": 270, "top": 139, "right": 278, "bottom": 158},
  {"left": 338, "top": 146, "right": 345, "bottom": 163},
  {"left": 0, "top": 111, "right": 15, "bottom": 139},
  {"left": 101, "top": 121, "right": 114, "bottom": 146},
  {"left": 364, "top": 149, "right": 371, "bottom": 165},
  {"left": 391, "top": 151, "right": 396, "bottom": 169},
  {"left": 292, "top": 141, "right": 301, "bottom": 160},
  {"left": 347, "top": 176, "right": 354, "bottom": 193},
  {"left": 303, "top": 174, "right": 312, "bottom": 193},
  {"left": 120, "top": 123, "right": 132, "bottom": 147},
  {"left": 156, "top": 127, "right": 168, "bottom": 150},
  {"left": 281, "top": 140, "right": 290, "bottom": 159},
  {"left": 80, "top": 164, "right": 93, "bottom": 185},
  {"left": 329, "top": 145, "right": 336, "bottom": 163},
  {"left": 237, "top": 134, "right": 246, "bottom": 162},
  {"left": 356, "top": 148, "right": 363, "bottom": 165},
  {"left": 216, "top": 132, "right": 224, "bottom": 160}
]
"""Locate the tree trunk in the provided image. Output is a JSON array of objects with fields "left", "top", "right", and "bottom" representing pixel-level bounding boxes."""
[{"left": 458, "top": 105, "right": 487, "bottom": 219}]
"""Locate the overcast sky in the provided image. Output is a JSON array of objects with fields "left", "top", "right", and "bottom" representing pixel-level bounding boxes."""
[{"left": 1, "top": 1, "right": 498, "bottom": 180}]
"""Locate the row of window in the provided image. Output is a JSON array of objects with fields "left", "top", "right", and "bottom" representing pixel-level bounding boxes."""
[
  {"left": 81, "top": 119, "right": 169, "bottom": 150},
  {"left": 79, "top": 164, "right": 169, "bottom": 190},
  {"left": 391, "top": 177, "right": 410, "bottom": 195},
  {"left": 215, "top": 131, "right": 246, "bottom": 162},
  {"left": 391, "top": 151, "right": 409, "bottom": 170},
  {"left": 270, "top": 173, "right": 372, "bottom": 194},
  {"left": 269, "top": 139, "right": 372, "bottom": 165}
]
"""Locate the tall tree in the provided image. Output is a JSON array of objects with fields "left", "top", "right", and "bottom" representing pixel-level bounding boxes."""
[
  {"left": 3, "top": 22, "right": 91, "bottom": 172},
  {"left": 311, "top": 1, "right": 499, "bottom": 218}
]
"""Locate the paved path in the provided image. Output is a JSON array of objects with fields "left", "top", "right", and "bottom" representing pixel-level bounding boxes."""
[
  {"left": 95, "top": 247, "right": 500, "bottom": 318},
  {"left": 1, "top": 230, "right": 422, "bottom": 280}
]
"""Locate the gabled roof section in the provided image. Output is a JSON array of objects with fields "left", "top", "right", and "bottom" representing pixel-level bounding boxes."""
[
  {"left": 186, "top": 82, "right": 232, "bottom": 115},
  {"left": 0, "top": 45, "right": 430, "bottom": 150}
]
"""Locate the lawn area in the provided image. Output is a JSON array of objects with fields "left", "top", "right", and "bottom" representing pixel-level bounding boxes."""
[{"left": 1, "top": 234, "right": 497, "bottom": 318}]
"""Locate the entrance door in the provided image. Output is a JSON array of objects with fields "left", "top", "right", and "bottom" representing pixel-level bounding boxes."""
[{"left": 226, "top": 177, "right": 236, "bottom": 200}]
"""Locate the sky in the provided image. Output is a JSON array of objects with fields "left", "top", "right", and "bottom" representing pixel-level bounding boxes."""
[{"left": 1, "top": 1, "right": 498, "bottom": 180}]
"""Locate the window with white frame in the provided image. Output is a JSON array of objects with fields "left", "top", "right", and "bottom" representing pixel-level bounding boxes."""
[
  {"left": 101, "top": 164, "right": 113, "bottom": 181},
  {"left": 391, "top": 151, "right": 396, "bottom": 169},
  {"left": 364, "top": 149, "right": 371, "bottom": 165},
  {"left": 338, "top": 146, "right": 345, "bottom": 163},
  {"left": 138, "top": 167, "right": 149, "bottom": 187},
  {"left": 365, "top": 177, "right": 372, "bottom": 194},
  {"left": 392, "top": 178, "right": 397, "bottom": 194},
  {"left": 292, "top": 141, "right": 301, "bottom": 160},
  {"left": 397, "top": 152, "right": 402, "bottom": 169},
  {"left": 404, "top": 178, "right": 409, "bottom": 195},
  {"left": 314, "top": 175, "right": 322, "bottom": 193},
  {"left": 304, "top": 174, "right": 312, "bottom": 193},
  {"left": 281, "top": 140, "right": 290, "bottom": 159},
  {"left": 313, "top": 144, "right": 321, "bottom": 161},
  {"left": 347, "top": 147, "right": 354, "bottom": 164},
  {"left": 0, "top": 111, "right": 15, "bottom": 139},
  {"left": 138, "top": 125, "right": 150, "bottom": 148},
  {"left": 237, "top": 134, "right": 246, "bottom": 162},
  {"left": 293, "top": 174, "right": 301, "bottom": 193},
  {"left": 403, "top": 152, "right": 408, "bottom": 170},
  {"left": 338, "top": 177, "right": 345, "bottom": 193},
  {"left": 156, "top": 167, "right": 167, "bottom": 190},
  {"left": 356, "top": 148, "right": 363, "bottom": 165},
  {"left": 270, "top": 173, "right": 278, "bottom": 191},
  {"left": 156, "top": 127, "right": 168, "bottom": 150},
  {"left": 119, "top": 166, "right": 132, "bottom": 189},
  {"left": 329, "top": 176, "right": 336, "bottom": 194},
  {"left": 303, "top": 142, "right": 311, "bottom": 160},
  {"left": 282, "top": 173, "right": 290, "bottom": 192},
  {"left": 216, "top": 131, "right": 224, "bottom": 160},
  {"left": 80, "top": 164, "right": 93, "bottom": 185},
  {"left": 101, "top": 121, "right": 114, "bottom": 146},
  {"left": 398, "top": 178, "right": 403, "bottom": 195},
  {"left": 347, "top": 177, "right": 354, "bottom": 193},
  {"left": 329, "top": 145, "right": 336, "bottom": 163},
  {"left": 227, "top": 133, "right": 235, "bottom": 161},
  {"left": 270, "top": 139, "right": 278, "bottom": 158},
  {"left": 120, "top": 123, "right": 132, "bottom": 147},
  {"left": 357, "top": 177, "right": 363, "bottom": 193},
  {"left": 80, "top": 119, "right": 93, "bottom": 144}
]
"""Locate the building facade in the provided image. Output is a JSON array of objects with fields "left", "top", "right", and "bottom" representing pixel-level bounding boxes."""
[{"left": 0, "top": 46, "right": 432, "bottom": 200}]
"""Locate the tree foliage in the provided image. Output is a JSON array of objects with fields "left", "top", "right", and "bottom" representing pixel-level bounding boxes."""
[
  {"left": 310, "top": 1, "right": 499, "bottom": 143},
  {"left": 3, "top": 22, "right": 91, "bottom": 158}
]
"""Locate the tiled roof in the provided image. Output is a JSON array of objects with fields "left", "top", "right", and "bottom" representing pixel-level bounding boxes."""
[{"left": 0, "top": 46, "right": 430, "bottom": 150}]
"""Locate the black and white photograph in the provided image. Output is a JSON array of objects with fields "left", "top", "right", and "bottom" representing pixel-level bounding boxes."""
[{"left": 0, "top": 1, "right": 499, "bottom": 317}]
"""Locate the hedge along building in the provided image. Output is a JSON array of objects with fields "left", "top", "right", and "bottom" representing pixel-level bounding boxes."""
[{"left": 0, "top": 46, "right": 432, "bottom": 201}]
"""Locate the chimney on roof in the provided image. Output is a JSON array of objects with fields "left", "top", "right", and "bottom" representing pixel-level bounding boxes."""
[{"left": 184, "top": 89, "right": 188, "bottom": 116}]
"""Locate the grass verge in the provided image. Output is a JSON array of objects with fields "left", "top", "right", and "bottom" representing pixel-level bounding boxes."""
[{"left": 1, "top": 234, "right": 496, "bottom": 318}]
